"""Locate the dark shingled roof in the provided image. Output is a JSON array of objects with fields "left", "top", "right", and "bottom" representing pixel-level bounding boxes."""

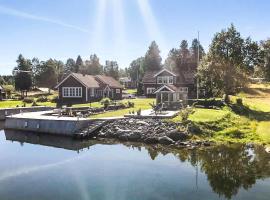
[
  {"left": 142, "top": 70, "right": 160, "bottom": 84},
  {"left": 95, "top": 75, "right": 123, "bottom": 89},
  {"left": 72, "top": 73, "right": 100, "bottom": 88}
]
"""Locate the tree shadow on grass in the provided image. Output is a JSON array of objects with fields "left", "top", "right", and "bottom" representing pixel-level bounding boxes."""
[{"left": 229, "top": 103, "right": 270, "bottom": 121}]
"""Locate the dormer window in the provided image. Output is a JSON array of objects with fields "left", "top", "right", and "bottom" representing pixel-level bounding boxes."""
[{"left": 157, "top": 76, "right": 174, "bottom": 84}]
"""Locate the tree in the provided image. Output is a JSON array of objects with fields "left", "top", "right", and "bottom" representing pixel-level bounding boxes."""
[
  {"left": 103, "top": 60, "right": 119, "bottom": 80},
  {"left": 197, "top": 24, "right": 249, "bottom": 97},
  {"left": 35, "top": 59, "right": 58, "bottom": 93},
  {"left": 14, "top": 54, "right": 32, "bottom": 98},
  {"left": 180, "top": 40, "right": 190, "bottom": 62},
  {"left": 190, "top": 38, "right": 205, "bottom": 63},
  {"left": 75, "top": 55, "right": 83, "bottom": 73},
  {"left": 31, "top": 57, "right": 40, "bottom": 88},
  {"left": 260, "top": 39, "right": 270, "bottom": 81},
  {"left": 84, "top": 54, "right": 102, "bottom": 75},
  {"left": 164, "top": 48, "right": 180, "bottom": 71},
  {"left": 64, "top": 58, "right": 76, "bottom": 74},
  {"left": 128, "top": 57, "right": 144, "bottom": 82},
  {"left": 143, "top": 41, "right": 162, "bottom": 71}
]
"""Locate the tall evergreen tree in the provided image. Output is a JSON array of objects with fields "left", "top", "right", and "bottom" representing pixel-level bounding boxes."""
[
  {"left": 14, "top": 54, "right": 32, "bottom": 97},
  {"left": 64, "top": 58, "right": 76, "bottom": 74},
  {"left": 143, "top": 41, "right": 162, "bottom": 71},
  {"left": 75, "top": 55, "right": 83, "bottom": 73}
]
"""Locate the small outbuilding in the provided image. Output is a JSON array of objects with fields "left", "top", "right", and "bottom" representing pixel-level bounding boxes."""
[{"left": 154, "top": 84, "right": 188, "bottom": 110}]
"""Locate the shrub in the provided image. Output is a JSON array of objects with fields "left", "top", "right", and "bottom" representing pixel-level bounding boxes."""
[
  {"left": 23, "top": 98, "right": 34, "bottom": 104},
  {"left": 100, "top": 98, "right": 112, "bottom": 109},
  {"left": 236, "top": 98, "right": 243, "bottom": 106},
  {"left": 127, "top": 101, "right": 134, "bottom": 108},
  {"left": 36, "top": 96, "right": 48, "bottom": 102},
  {"left": 193, "top": 98, "right": 225, "bottom": 108},
  {"left": 180, "top": 107, "right": 195, "bottom": 122}
]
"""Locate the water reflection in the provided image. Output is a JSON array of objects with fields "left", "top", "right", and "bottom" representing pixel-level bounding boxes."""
[{"left": 1, "top": 129, "right": 270, "bottom": 200}]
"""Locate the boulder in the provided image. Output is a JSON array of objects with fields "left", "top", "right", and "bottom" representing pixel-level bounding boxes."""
[
  {"left": 128, "top": 131, "right": 141, "bottom": 141},
  {"left": 158, "top": 136, "right": 174, "bottom": 145},
  {"left": 144, "top": 137, "right": 158, "bottom": 144},
  {"left": 166, "top": 129, "right": 188, "bottom": 141},
  {"left": 136, "top": 121, "right": 150, "bottom": 126}
]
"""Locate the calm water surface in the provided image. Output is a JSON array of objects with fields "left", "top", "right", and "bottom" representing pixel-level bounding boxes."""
[{"left": 0, "top": 126, "right": 269, "bottom": 200}]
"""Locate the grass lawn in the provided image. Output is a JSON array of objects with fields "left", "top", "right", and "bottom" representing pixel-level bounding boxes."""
[
  {"left": 188, "top": 108, "right": 230, "bottom": 122},
  {"left": 256, "top": 122, "right": 270, "bottom": 144},
  {"left": 90, "top": 98, "right": 155, "bottom": 118},
  {"left": 124, "top": 89, "right": 137, "bottom": 94}
]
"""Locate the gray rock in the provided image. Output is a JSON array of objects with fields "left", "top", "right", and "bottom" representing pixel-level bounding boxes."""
[
  {"left": 128, "top": 131, "right": 141, "bottom": 141},
  {"left": 144, "top": 137, "right": 158, "bottom": 144},
  {"left": 158, "top": 136, "right": 174, "bottom": 145},
  {"left": 166, "top": 129, "right": 188, "bottom": 141},
  {"left": 265, "top": 147, "right": 270, "bottom": 154},
  {"left": 136, "top": 121, "right": 150, "bottom": 126}
]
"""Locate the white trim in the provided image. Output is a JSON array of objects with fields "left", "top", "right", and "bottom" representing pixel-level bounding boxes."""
[
  {"left": 146, "top": 87, "right": 155, "bottom": 94},
  {"left": 154, "top": 69, "right": 176, "bottom": 77},
  {"left": 86, "top": 87, "right": 88, "bottom": 101},
  {"left": 62, "top": 87, "right": 82, "bottom": 98},
  {"left": 55, "top": 73, "right": 88, "bottom": 89},
  {"left": 154, "top": 85, "right": 175, "bottom": 93}
]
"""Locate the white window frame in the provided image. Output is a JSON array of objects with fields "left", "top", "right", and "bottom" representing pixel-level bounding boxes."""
[
  {"left": 62, "top": 87, "right": 82, "bottom": 98},
  {"left": 157, "top": 77, "right": 163, "bottom": 84},
  {"left": 157, "top": 76, "right": 174, "bottom": 84},
  {"left": 116, "top": 89, "right": 121, "bottom": 94},
  {"left": 147, "top": 87, "right": 155, "bottom": 94}
]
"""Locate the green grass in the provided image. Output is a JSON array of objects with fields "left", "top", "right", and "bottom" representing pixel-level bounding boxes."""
[
  {"left": 123, "top": 89, "right": 137, "bottom": 94},
  {"left": 90, "top": 98, "right": 155, "bottom": 118},
  {"left": 0, "top": 100, "right": 28, "bottom": 108},
  {"left": 256, "top": 122, "right": 270, "bottom": 144},
  {"left": 188, "top": 108, "right": 230, "bottom": 122}
]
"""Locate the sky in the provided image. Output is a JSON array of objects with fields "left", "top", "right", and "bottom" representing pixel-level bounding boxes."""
[{"left": 0, "top": 0, "right": 270, "bottom": 75}]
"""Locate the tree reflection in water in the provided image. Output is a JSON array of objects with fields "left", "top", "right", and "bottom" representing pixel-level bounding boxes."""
[
  {"left": 4, "top": 130, "right": 270, "bottom": 200},
  {"left": 127, "top": 143, "right": 270, "bottom": 199}
]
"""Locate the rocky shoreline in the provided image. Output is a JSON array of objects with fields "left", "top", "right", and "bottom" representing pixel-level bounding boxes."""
[{"left": 97, "top": 118, "right": 213, "bottom": 148}]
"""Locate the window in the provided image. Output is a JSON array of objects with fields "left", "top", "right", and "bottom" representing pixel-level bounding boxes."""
[
  {"left": 169, "top": 76, "right": 174, "bottom": 84},
  {"left": 180, "top": 87, "right": 188, "bottom": 93},
  {"left": 147, "top": 87, "right": 155, "bottom": 94},
  {"left": 62, "top": 87, "right": 82, "bottom": 98},
  {"left": 157, "top": 76, "right": 174, "bottom": 84},
  {"left": 116, "top": 89, "right": 121, "bottom": 94}
]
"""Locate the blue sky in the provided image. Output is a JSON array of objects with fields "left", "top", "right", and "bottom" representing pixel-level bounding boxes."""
[{"left": 0, "top": 0, "right": 269, "bottom": 75}]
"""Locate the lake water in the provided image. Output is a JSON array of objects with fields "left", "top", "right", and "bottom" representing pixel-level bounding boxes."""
[{"left": 0, "top": 126, "right": 270, "bottom": 200}]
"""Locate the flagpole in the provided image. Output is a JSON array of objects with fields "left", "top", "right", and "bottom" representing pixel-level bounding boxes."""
[{"left": 197, "top": 31, "right": 200, "bottom": 100}]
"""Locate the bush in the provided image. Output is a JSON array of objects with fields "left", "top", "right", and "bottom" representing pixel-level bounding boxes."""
[
  {"left": 36, "top": 96, "right": 48, "bottom": 102},
  {"left": 100, "top": 98, "right": 112, "bottom": 109},
  {"left": 127, "top": 101, "right": 135, "bottom": 108},
  {"left": 236, "top": 98, "right": 243, "bottom": 106},
  {"left": 193, "top": 98, "right": 225, "bottom": 108},
  {"left": 23, "top": 98, "right": 34, "bottom": 104}
]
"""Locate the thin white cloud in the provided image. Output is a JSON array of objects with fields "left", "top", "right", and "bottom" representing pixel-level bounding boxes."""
[{"left": 0, "top": 5, "right": 90, "bottom": 33}]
